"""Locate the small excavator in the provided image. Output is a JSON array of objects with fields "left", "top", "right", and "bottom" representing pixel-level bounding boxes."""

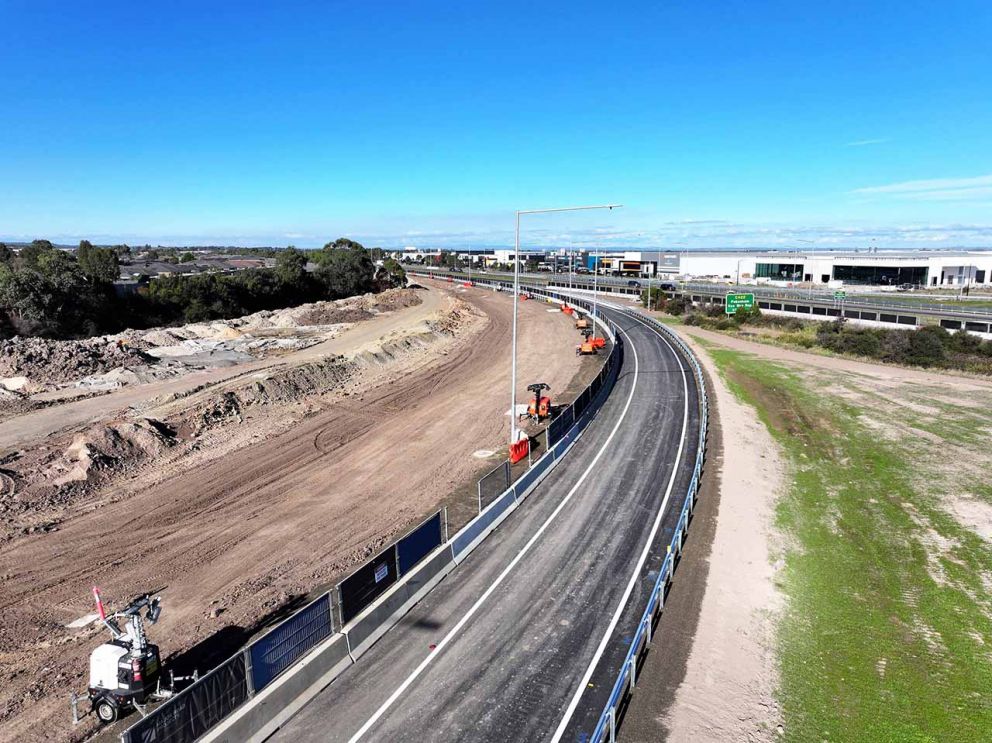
[{"left": 523, "top": 382, "right": 552, "bottom": 421}]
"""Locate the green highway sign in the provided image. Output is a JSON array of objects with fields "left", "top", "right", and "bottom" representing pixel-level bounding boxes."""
[
  {"left": 725, "top": 292, "right": 755, "bottom": 315},
  {"left": 833, "top": 290, "right": 847, "bottom": 300}
]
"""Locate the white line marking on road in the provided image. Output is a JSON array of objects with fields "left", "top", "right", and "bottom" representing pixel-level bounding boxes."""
[
  {"left": 549, "top": 311, "right": 690, "bottom": 743},
  {"left": 347, "top": 317, "right": 643, "bottom": 743}
]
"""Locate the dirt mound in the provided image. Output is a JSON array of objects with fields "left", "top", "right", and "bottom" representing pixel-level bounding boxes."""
[
  {"left": 172, "top": 358, "right": 356, "bottom": 437},
  {"left": 54, "top": 419, "right": 176, "bottom": 485},
  {"left": 0, "top": 419, "right": 177, "bottom": 540},
  {"left": 359, "top": 287, "right": 423, "bottom": 313},
  {"left": 292, "top": 305, "right": 372, "bottom": 325},
  {"left": 0, "top": 290, "right": 423, "bottom": 398},
  {"left": 236, "top": 288, "right": 422, "bottom": 330},
  {"left": 0, "top": 337, "right": 154, "bottom": 391}
]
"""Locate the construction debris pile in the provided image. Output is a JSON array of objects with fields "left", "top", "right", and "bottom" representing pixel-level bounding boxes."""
[
  {"left": 0, "top": 289, "right": 423, "bottom": 398},
  {"left": 0, "top": 288, "right": 457, "bottom": 542}
]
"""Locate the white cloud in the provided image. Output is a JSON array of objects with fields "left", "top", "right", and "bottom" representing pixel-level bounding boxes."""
[
  {"left": 852, "top": 174, "right": 992, "bottom": 201},
  {"left": 845, "top": 138, "right": 888, "bottom": 147}
]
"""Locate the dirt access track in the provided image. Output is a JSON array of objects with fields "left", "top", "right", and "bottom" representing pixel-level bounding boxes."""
[{"left": 0, "top": 284, "right": 589, "bottom": 743}]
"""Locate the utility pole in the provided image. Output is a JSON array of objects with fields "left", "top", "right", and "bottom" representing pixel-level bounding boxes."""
[{"left": 510, "top": 204, "right": 622, "bottom": 445}]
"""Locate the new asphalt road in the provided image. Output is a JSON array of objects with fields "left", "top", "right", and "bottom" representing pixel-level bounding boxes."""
[{"left": 268, "top": 303, "right": 702, "bottom": 742}]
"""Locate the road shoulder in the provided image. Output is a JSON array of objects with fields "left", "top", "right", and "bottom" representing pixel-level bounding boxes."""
[{"left": 621, "top": 328, "right": 783, "bottom": 742}]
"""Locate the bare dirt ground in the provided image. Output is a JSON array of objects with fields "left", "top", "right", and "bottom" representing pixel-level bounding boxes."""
[
  {"left": 659, "top": 330, "right": 784, "bottom": 742},
  {"left": 0, "top": 285, "right": 585, "bottom": 743}
]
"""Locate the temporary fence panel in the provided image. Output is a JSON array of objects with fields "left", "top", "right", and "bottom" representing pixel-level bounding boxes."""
[
  {"left": 397, "top": 510, "right": 444, "bottom": 575},
  {"left": 546, "top": 408, "right": 573, "bottom": 448},
  {"left": 338, "top": 545, "right": 399, "bottom": 625},
  {"left": 478, "top": 460, "right": 511, "bottom": 510},
  {"left": 247, "top": 593, "right": 334, "bottom": 693},
  {"left": 122, "top": 653, "right": 248, "bottom": 743}
]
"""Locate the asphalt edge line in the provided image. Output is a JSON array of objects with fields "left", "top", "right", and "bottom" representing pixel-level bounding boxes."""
[
  {"left": 549, "top": 310, "right": 691, "bottom": 742},
  {"left": 345, "top": 310, "right": 643, "bottom": 743}
]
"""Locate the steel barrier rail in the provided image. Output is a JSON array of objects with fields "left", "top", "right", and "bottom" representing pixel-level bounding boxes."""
[{"left": 587, "top": 309, "right": 709, "bottom": 743}]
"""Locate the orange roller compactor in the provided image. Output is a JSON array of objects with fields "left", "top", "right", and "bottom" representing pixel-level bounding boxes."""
[{"left": 576, "top": 329, "right": 597, "bottom": 356}]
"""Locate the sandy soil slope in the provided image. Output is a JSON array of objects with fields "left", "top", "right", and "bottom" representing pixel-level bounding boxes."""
[
  {"left": 0, "top": 289, "right": 436, "bottom": 449},
  {"left": 661, "top": 331, "right": 784, "bottom": 742},
  {"left": 0, "top": 286, "right": 584, "bottom": 743}
]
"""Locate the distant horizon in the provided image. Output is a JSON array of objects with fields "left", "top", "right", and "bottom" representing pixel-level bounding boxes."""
[{"left": 4, "top": 237, "right": 992, "bottom": 255}]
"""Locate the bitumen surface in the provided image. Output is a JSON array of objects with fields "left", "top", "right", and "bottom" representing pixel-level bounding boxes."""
[{"left": 267, "top": 305, "right": 703, "bottom": 743}]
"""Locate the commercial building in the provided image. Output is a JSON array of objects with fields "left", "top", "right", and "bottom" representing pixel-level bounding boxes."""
[{"left": 575, "top": 249, "right": 992, "bottom": 288}]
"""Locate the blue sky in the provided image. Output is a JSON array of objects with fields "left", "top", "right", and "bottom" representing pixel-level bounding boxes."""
[{"left": 1, "top": 1, "right": 990, "bottom": 249}]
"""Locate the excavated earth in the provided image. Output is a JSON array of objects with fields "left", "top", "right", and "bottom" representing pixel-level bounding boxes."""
[{"left": 0, "top": 284, "right": 590, "bottom": 743}]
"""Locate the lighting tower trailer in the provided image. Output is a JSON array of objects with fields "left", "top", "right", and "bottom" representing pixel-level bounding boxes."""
[{"left": 71, "top": 588, "right": 195, "bottom": 725}]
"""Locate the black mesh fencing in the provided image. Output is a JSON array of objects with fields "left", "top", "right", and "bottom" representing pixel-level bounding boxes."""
[
  {"left": 546, "top": 407, "right": 574, "bottom": 448},
  {"left": 248, "top": 593, "right": 333, "bottom": 692},
  {"left": 122, "top": 653, "right": 248, "bottom": 743},
  {"left": 338, "top": 545, "right": 399, "bottom": 625},
  {"left": 397, "top": 511, "right": 443, "bottom": 574},
  {"left": 478, "top": 460, "right": 511, "bottom": 510}
]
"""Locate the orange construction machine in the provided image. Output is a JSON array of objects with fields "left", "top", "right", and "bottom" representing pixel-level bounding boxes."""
[
  {"left": 575, "top": 316, "right": 590, "bottom": 330},
  {"left": 576, "top": 329, "right": 597, "bottom": 356},
  {"left": 524, "top": 383, "right": 552, "bottom": 421}
]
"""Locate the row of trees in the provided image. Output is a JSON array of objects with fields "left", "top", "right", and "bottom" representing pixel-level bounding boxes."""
[{"left": 0, "top": 239, "right": 404, "bottom": 338}]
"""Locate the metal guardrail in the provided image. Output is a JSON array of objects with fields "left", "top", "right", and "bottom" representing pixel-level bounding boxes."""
[{"left": 587, "top": 309, "right": 709, "bottom": 743}]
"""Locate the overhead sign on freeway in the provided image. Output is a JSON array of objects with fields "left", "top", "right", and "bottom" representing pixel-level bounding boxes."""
[
  {"left": 725, "top": 292, "right": 755, "bottom": 315},
  {"left": 834, "top": 290, "right": 847, "bottom": 300}
]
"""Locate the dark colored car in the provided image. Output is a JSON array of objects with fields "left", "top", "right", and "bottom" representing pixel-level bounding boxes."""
[{"left": 627, "top": 280, "right": 641, "bottom": 287}]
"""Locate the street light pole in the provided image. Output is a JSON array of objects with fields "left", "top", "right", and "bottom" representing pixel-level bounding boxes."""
[
  {"left": 593, "top": 248, "right": 599, "bottom": 322},
  {"left": 509, "top": 203, "right": 622, "bottom": 445}
]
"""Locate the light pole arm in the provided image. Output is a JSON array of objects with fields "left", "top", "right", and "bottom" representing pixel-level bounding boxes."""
[{"left": 508, "top": 203, "right": 622, "bottom": 446}]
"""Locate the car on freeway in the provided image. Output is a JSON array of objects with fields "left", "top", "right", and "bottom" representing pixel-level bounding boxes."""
[{"left": 627, "top": 279, "right": 641, "bottom": 287}]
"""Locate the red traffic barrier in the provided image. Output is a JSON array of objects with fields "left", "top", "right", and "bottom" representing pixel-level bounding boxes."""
[{"left": 509, "top": 439, "right": 530, "bottom": 464}]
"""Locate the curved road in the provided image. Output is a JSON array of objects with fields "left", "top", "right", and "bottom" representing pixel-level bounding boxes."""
[{"left": 268, "top": 304, "right": 702, "bottom": 742}]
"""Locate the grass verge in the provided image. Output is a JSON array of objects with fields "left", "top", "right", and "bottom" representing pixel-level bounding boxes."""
[{"left": 706, "top": 347, "right": 992, "bottom": 743}]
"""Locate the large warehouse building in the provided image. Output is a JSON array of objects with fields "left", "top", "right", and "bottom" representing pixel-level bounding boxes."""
[{"left": 586, "top": 249, "right": 992, "bottom": 288}]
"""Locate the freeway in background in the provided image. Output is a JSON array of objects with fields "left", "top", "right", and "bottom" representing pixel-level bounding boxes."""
[{"left": 417, "top": 265, "right": 992, "bottom": 316}]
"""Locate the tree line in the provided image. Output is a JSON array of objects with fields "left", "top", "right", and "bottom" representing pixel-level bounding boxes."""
[{"left": 0, "top": 238, "right": 405, "bottom": 339}]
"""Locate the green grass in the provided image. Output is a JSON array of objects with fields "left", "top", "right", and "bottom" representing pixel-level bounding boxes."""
[{"left": 706, "top": 348, "right": 992, "bottom": 743}]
